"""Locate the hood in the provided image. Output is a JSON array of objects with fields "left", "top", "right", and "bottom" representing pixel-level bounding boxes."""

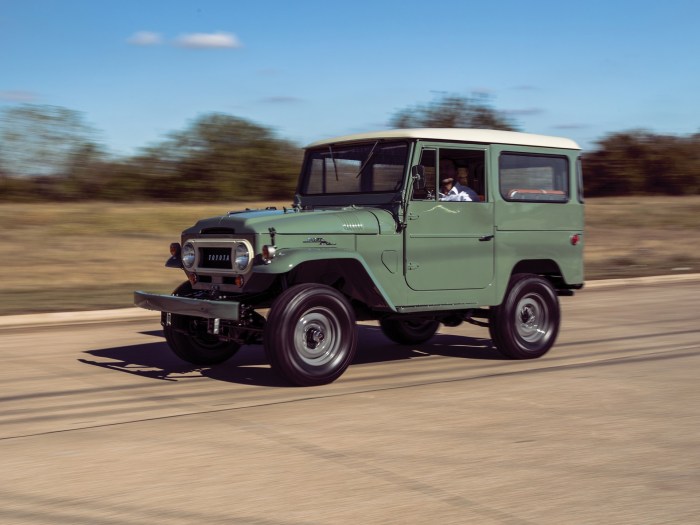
[{"left": 186, "top": 207, "right": 397, "bottom": 236}]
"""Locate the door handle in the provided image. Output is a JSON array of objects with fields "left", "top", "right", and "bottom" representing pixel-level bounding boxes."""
[{"left": 479, "top": 235, "right": 494, "bottom": 242}]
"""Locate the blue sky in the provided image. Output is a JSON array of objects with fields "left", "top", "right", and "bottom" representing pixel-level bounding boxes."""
[{"left": 2, "top": 0, "right": 699, "bottom": 155}]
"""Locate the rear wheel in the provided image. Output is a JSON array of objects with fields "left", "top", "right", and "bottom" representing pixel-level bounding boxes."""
[
  {"left": 490, "top": 274, "right": 560, "bottom": 359},
  {"left": 162, "top": 282, "right": 240, "bottom": 366},
  {"left": 379, "top": 318, "right": 439, "bottom": 345},
  {"left": 264, "top": 284, "right": 357, "bottom": 386}
]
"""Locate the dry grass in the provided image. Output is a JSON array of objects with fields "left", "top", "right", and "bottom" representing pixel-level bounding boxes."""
[
  {"left": 1, "top": 197, "right": 698, "bottom": 315},
  {"left": 583, "top": 196, "right": 700, "bottom": 279},
  {"left": 0, "top": 201, "right": 289, "bottom": 315}
]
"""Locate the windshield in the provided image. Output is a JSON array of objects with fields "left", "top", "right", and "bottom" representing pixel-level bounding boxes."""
[{"left": 300, "top": 141, "right": 408, "bottom": 195}]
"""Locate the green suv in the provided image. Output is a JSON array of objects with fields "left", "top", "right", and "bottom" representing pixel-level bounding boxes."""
[{"left": 135, "top": 128, "right": 584, "bottom": 386}]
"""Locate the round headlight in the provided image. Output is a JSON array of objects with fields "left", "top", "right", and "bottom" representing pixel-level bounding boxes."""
[
  {"left": 182, "top": 242, "right": 196, "bottom": 269},
  {"left": 234, "top": 243, "right": 250, "bottom": 271}
]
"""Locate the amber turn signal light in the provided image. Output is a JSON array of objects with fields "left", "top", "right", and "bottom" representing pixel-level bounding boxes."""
[{"left": 262, "top": 245, "right": 277, "bottom": 263}]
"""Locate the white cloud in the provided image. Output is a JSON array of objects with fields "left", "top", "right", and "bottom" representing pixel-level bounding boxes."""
[
  {"left": 553, "top": 123, "right": 590, "bottom": 130},
  {"left": 512, "top": 85, "right": 539, "bottom": 91},
  {"left": 504, "top": 107, "right": 546, "bottom": 117},
  {"left": 470, "top": 87, "right": 495, "bottom": 97},
  {"left": 0, "top": 90, "right": 37, "bottom": 102},
  {"left": 174, "top": 31, "right": 241, "bottom": 49},
  {"left": 127, "top": 31, "right": 162, "bottom": 46},
  {"left": 260, "top": 96, "right": 303, "bottom": 104}
]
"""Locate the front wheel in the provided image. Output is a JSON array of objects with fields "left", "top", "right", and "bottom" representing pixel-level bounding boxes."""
[
  {"left": 490, "top": 274, "right": 560, "bottom": 359},
  {"left": 162, "top": 282, "right": 240, "bottom": 365},
  {"left": 264, "top": 284, "right": 358, "bottom": 386},
  {"left": 379, "top": 318, "right": 439, "bottom": 345},
  {"left": 165, "top": 319, "right": 241, "bottom": 365}
]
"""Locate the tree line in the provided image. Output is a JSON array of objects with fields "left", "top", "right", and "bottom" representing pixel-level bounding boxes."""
[
  {"left": 0, "top": 96, "right": 698, "bottom": 201},
  {"left": 0, "top": 107, "right": 301, "bottom": 202}
]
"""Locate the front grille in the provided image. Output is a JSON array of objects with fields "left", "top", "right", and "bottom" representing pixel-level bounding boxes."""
[{"left": 199, "top": 247, "right": 233, "bottom": 269}]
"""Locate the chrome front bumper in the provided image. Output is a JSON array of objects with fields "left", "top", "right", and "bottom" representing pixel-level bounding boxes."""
[{"left": 134, "top": 291, "right": 241, "bottom": 321}]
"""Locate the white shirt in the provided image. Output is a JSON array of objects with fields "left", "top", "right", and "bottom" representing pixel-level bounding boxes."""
[{"left": 440, "top": 184, "right": 475, "bottom": 202}]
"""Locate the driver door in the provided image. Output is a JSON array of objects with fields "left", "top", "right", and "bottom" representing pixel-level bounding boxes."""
[{"left": 404, "top": 144, "right": 495, "bottom": 291}]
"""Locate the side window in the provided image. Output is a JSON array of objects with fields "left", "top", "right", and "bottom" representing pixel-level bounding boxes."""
[
  {"left": 438, "top": 149, "right": 485, "bottom": 202},
  {"left": 499, "top": 153, "right": 569, "bottom": 202}
]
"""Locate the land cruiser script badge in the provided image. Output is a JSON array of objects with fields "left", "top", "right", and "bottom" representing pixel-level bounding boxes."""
[{"left": 303, "top": 237, "right": 336, "bottom": 246}]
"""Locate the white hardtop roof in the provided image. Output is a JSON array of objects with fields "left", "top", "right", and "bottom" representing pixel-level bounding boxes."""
[{"left": 306, "top": 128, "right": 581, "bottom": 150}]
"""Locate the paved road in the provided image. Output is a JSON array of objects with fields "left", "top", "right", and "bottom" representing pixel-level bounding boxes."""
[{"left": 1, "top": 279, "right": 699, "bottom": 524}]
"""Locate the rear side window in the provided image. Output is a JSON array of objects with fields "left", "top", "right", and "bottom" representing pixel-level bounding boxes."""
[{"left": 499, "top": 153, "right": 569, "bottom": 202}]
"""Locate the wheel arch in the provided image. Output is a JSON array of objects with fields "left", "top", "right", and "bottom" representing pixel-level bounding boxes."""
[
  {"left": 503, "top": 259, "right": 573, "bottom": 297},
  {"left": 286, "top": 257, "right": 395, "bottom": 314}
]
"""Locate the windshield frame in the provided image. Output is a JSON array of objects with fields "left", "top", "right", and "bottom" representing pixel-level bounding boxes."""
[{"left": 296, "top": 139, "right": 411, "bottom": 207}]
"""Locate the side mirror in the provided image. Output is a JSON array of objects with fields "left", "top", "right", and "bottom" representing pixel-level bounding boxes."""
[{"left": 411, "top": 165, "right": 426, "bottom": 190}]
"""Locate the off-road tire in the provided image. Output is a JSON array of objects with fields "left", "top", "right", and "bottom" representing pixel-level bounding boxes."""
[
  {"left": 379, "top": 318, "right": 439, "bottom": 345},
  {"left": 162, "top": 282, "right": 240, "bottom": 366},
  {"left": 490, "top": 274, "right": 560, "bottom": 359},
  {"left": 264, "top": 284, "right": 358, "bottom": 386}
]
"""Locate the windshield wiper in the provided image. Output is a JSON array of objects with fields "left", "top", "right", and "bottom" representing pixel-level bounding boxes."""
[
  {"left": 328, "top": 146, "right": 339, "bottom": 181},
  {"left": 355, "top": 140, "right": 379, "bottom": 178}
]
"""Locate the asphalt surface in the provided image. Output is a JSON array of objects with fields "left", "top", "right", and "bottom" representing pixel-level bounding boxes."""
[{"left": 1, "top": 275, "right": 699, "bottom": 524}]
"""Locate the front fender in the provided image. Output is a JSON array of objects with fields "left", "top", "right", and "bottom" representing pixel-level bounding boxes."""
[{"left": 254, "top": 247, "right": 397, "bottom": 311}]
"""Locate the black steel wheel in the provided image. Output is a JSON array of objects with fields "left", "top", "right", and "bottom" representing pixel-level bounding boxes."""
[
  {"left": 264, "top": 284, "right": 358, "bottom": 386},
  {"left": 162, "top": 282, "right": 240, "bottom": 366},
  {"left": 379, "top": 318, "right": 439, "bottom": 345},
  {"left": 490, "top": 274, "right": 560, "bottom": 359}
]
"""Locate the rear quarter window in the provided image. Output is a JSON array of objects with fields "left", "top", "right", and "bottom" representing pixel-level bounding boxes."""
[{"left": 499, "top": 153, "right": 569, "bottom": 202}]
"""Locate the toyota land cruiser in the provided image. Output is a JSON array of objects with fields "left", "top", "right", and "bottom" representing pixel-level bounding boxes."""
[{"left": 135, "top": 128, "right": 584, "bottom": 386}]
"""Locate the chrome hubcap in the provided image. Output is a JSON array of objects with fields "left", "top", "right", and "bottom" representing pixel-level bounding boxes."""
[
  {"left": 515, "top": 293, "right": 548, "bottom": 343},
  {"left": 294, "top": 307, "right": 341, "bottom": 366}
]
